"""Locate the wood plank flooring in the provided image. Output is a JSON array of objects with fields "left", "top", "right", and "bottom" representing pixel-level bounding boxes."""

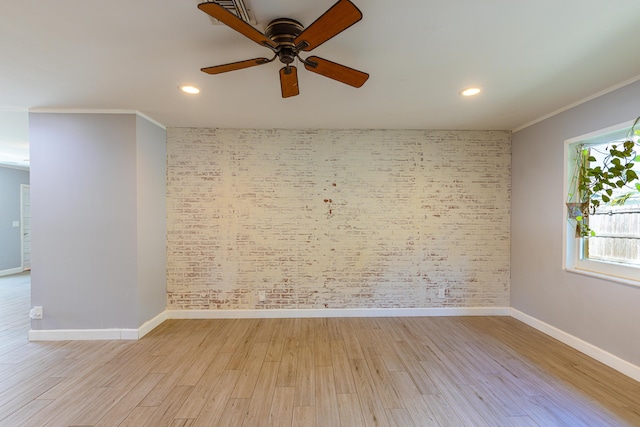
[
  {"left": 1, "top": 276, "right": 640, "bottom": 426},
  {"left": 0, "top": 272, "right": 30, "bottom": 362}
]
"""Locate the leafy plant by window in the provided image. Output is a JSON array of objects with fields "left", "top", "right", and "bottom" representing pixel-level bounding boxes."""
[{"left": 567, "top": 116, "right": 640, "bottom": 237}]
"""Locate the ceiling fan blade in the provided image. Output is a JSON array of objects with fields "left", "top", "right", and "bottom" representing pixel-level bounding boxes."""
[
  {"left": 201, "top": 57, "right": 272, "bottom": 74},
  {"left": 198, "top": 2, "right": 277, "bottom": 49},
  {"left": 294, "top": 0, "right": 362, "bottom": 51},
  {"left": 303, "top": 56, "right": 369, "bottom": 88},
  {"left": 280, "top": 66, "right": 300, "bottom": 98}
]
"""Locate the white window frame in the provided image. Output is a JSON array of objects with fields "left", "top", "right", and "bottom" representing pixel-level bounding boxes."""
[{"left": 564, "top": 119, "right": 640, "bottom": 286}]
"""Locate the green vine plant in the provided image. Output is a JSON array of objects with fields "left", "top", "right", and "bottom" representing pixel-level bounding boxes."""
[{"left": 567, "top": 116, "right": 640, "bottom": 238}]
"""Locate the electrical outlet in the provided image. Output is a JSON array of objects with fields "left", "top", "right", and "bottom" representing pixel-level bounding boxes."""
[
  {"left": 258, "top": 291, "right": 266, "bottom": 302},
  {"left": 438, "top": 288, "right": 446, "bottom": 299},
  {"left": 30, "top": 306, "right": 43, "bottom": 319}
]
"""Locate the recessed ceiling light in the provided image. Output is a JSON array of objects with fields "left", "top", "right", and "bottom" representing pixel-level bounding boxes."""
[
  {"left": 179, "top": 85, "right": 200, "bottom": 94},
  {"left": 460, "top": 87, "right": 481, "bottom": 97}
]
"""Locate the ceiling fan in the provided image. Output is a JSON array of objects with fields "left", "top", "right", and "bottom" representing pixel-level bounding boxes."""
[{"left": 198, "top": 0, "right": 369, "bottom": 98}]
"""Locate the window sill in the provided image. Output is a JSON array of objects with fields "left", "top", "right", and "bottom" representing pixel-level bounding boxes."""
[{"left": 565, "top": 267, "right": 640, "bottom": 288}]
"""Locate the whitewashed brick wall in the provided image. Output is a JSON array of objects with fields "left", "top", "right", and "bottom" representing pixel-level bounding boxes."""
[{"left": 167, "top": 128, "right": 511, "bottom": 310}]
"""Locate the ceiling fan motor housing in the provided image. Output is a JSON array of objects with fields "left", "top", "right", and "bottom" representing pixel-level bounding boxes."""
[{"left": 265, "top": 18, "right": 304, "bottom": 64}]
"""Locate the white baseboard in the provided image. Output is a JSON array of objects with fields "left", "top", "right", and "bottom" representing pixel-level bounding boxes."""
[
  {"left": 28, "top": 328, "right": 138, "bottom": 341},
  {"left": 0, "top": 267, "right": 24, "bottom": 277},
  {"left": 510, "top": 308, "right": 640, "bottom": 383},
  {"left": 27, "top": 307, "right": 508, "bottom": 341},
  {"left": 168, "top": 306, "right": 511, "bottom": 319},
  {"left": 138, "top": 310, "right": 168, "bottom": 339},
  {"left": 28, "top": 310, "right": 168, "bottom": 341}
]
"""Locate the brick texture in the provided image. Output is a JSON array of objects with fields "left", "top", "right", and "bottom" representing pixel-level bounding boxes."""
[{"left": 167, "top": 128, "right": 511, "bottom": 310}]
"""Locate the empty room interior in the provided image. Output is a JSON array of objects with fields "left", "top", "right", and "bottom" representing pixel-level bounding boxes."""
[{"left": 1, "top": 0, "right": 640, "bottom": 425}]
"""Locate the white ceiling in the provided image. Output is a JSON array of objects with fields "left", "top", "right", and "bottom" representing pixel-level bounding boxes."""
[
  {"left": 1, "top": 0, "right": 640, "bottom": 159},
  {"left": 0, "top": 109, "right": 29, "bottom": 169}
]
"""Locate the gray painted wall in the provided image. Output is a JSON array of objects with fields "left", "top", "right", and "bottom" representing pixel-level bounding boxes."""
[
  {"left": 29, "top": 112, "right": 166, "bottom": 330},
  {"left": 511, "top": 79, "right": 640, "bottom": 366},
  {"left": 135, "top": 115, "right": 167, "bottom": 326},
  {"left": 0, "top": 166, "right": 29, "bottom": 272}
]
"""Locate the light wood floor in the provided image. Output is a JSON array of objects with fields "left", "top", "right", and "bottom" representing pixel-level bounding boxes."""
[
  {"left": 1, "top": 277, "right": 639, "bottom": 426},
  {"left": 0, "top": 272, "right": 30, "bottom": 363}
]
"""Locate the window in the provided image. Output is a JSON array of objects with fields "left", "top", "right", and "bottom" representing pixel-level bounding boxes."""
[{"left": 564, "top": 119, "right": 640, "bottom": 285}]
